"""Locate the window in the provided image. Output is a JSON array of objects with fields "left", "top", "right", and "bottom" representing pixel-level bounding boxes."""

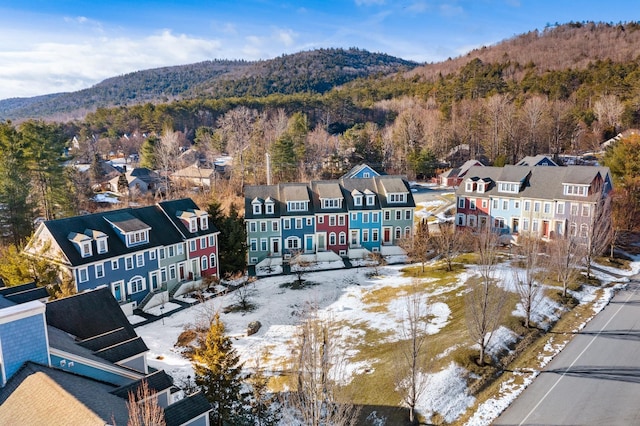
[
  {"left": 465, "top": 181, "right": 475, "bottom": 192},
  {"left": 295, "top": 218, "right": 303, "bottom": 229},
  {"left": 532, "top": 220, "right": 539, "bottom": 232},
  {"left": 384, "top": 211, "right": 391, "bottom": 221},
  {"left": 522, "top": 219, "right": 529, "bottom": 231},
  {"left": 81, "top": 242, "right": 92, "bottom": 258},
  {"left": 570, "top": 222, "right": 577, "bottom": 236},
  {"left": 127, "top": 230, "right": 148, "bottom": 246},
  {"left": 502, "top": 200, "right": 508, "bottom": 210},
  {"left": 128, "top": 276, "right": 145, "bottom": 294},
  {"left": 534, "top": 202, "right": 540, "bottom": 213},
  {"left": 95, "top": 263, "right": 104, "bottom": 279},
  {"left": 272, "top": 220, "right": 279, "bottom": 232},
  {"left": 372, "top": 229, "right": 379, "bottom": 241},
  {"left": 78, "top": 267, "right": 88, "bottom": 283},
  {"left": 210, "top": 253, "right": 216, "bottom": 268},
  {"left": 354, "top": 195, "right": 363, "bottom": 206},
  {"left": 363, "top": 213, "right": 369, "bottom": 223},
  {"left": 339, "top": 232, "right": 346, "bottom": 245},
  {"left": 318, "top": 216, "right": 324, "bottom": 224},
  {"left": 189, "top": 218, "right": 197, "bottom": 232},
  {"left": 150, "top": 250, "right": 156, "bottom": 260},
  {"left": 265, "top": 202, "right": 274, "bottom": 214},
  {"left": 405, "top": 210, "right": 411, "bottom": 220},
  {"left": 492, "top": 199, "right": 499, "bottom": 210},
  {"left": 168, "top": 246, "right": 175, "bottom": 257},
  {"left": 208, "top": 235, "right": 215, "bottom": 247},
  {"left": 252, "top": 202, "right": 262, "bottom": 215},
  {"left": 468, "top": 215, "right": 477, "bottom": 227},
  {"left": 322, "top": 198, "right": 342, "bottom": 209},
  {"left": 582, "top": 204, "right": 590, "bottom": 217},
  {"left": 329, "top": 215, "right": 336, "bottom": 226},
  {"left": 136, "top": 253, "right": 144, "bottom": 267},
  {"left": 338, "top": 215, "right": 345, "bottom": 226},
  {"left": 457, "top": 214, "right": 465, "bottom": 226},
  {"left": 287, "top": 201, "right": 308, "bottom": 211},
  {"left": 169, "top": 265, "right": 176, "bottom": 280},
  {"left": 200, "top": 237, "right": 207, "bottom": 249},
  {"left": 366, "top": 195, "right": 375, "bottom": 206},
  {"left": 470, "top": 200, "right": 476, "bottom": 210},
  {"left": 571, "top": 203, "right": 579, "bottom": 215},
  {"left": 189, "top": 240, "right": 196, "bottom": 252},
  {"left": 372, "top": 212, "right": 379, "bottom": 223},
  {"left": 557, "top": 203, "right": 565, "bottom": 215},
  {"left": 201, "top": 256, "right": 208, "bottom": 271},
  {"left": 494, "top": 217, "right": 505, "bottom": 229},
  {"left": 329, "top": 233, "right": 336, "bottom": 245},
  {"left": 514, "top": 201, "right": 520, "bottom": 209},
  {"left": 97, "top": 239, "right": 107, "bottom": 254},
  {"left": 363, "top": 230, "right": 369, "bottom": 242},
  {"left": 389, "top": 193, "right": 406, "bottom": 203},
  {"left": 260, "top": 222, "right": 267, "bottom": 232},
  {"left": 544, "top": 203, "right": 551, "bottom": 214},
  {"left": 260, "top": 239, "right": 267, "bottom": 251},
  {"left": 395, "top": 227, "right": 401, "bottom": 239},
  {"left": 477, "top": 183, "right": 486, "bottom": 194},
  {"left": 524, "top": 200, "right": 530, "bottom": 211},
  {"left": 404, "top": 227, "right": 411, "bottom": 238},
  {"left": 283, "top": 219, "right": 291, "bottom": 230},
  {"left": 250, "top": 239, "right": 257, "bottom": 251},
  {"left": 498, "top": 182, "right": 519, "bottom": 194},
  {"left": 200, "top": 216, "right": 209, "bottom": 230},
  {"left": 351, "top": 213, "right": 357, "bottom": 221},
  {"left": 580, "top": 223, "right": 589, "bottom": 237},
  {"left": 160, "top": 268, "right": 167, "bottom": 283},
  {"left": 306, "top": 217, "right": 313, "bottom": 226},
  {"left": 250, "top": 222, "right": 257, "bottom": 233},
  {"left": 159, "top": 247, "right": 165, "bottom": 259},
  {"left": 111, "top": 259, "right": 119, "bottom": 270},
  {"left": 286, "top": 237, "right": 300, "bottom": 249},
  {"left": 564, "top": 184, "right": 588, "bottom": 197},
  {"left": 482, "top": 199, "right": 488, "bottom": 209},
  {"left": 458, "top": 198, "right": 465, "bottom": 209},
  {"left": 395, "top": 210, "right": 401, "bottom": 220},
  {"left": 125, "top": 256, "right": 134, "bottom": 270}
]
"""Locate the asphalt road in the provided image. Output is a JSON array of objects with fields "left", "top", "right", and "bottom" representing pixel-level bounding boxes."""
[{"left": 495, "top": 278, "right": 640, "bottom": 425}]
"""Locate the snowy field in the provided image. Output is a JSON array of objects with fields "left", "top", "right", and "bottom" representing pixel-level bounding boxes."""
[{"left": 135, "top": 257, "right": 639, "bottom": 425}]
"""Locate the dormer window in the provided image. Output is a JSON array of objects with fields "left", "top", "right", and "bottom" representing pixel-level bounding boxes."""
[
  {"left": 200, "top": 215, "right": 209, "bottom": 230},
  {"left": 465, "top": 181, "right": 475, "bottom": 192},
  {"left": 321, "top": 198, "right": 342, "bottom": 209},
  {"left": 265, "top": 198, "right": 275, "bottom": 214},
  {"left": 388, "top": 193, "right": 406, "bottom": 203},
  {"left": 68, "top": 232, "right": 93, "bottom": 258},
  {"left": 563, "top": 184, "right": 588, "bottom": 197},
  {"left": 252, "top": 197, "right": 263, "bottom": 215},
  {"left": 366, "top": 195, "right": 375, "bottom": 206},
  {"left": 498, "top": 182, "right": 519, "bottom": 194},
  {"left": 287, "top": 201, "right": 308, "bottom": 212},
  {"left": 81, "top": 242, "right": 91, "bottom": 257},
  {"left": 189, "top": 218, "right": 197, "bottom": 232},
  {"left": 97, "top": 238, "right": 108, "bottom": 254},
  {"left": 126, "top": 230, "right": 149, "bottom": 246},
  {"left": 354, "top": 195, "right": 362, "bottom": 206}
]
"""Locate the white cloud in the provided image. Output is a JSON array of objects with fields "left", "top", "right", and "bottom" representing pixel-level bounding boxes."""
[{"left": 274, "top": 28, "right": 296, "bottom": 47}]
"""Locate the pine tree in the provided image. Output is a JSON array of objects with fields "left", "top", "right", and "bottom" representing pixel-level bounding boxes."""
[
  {"left": 193, "top": 312, "right": 250, "bottom": 426},
  {"left": 208, "top": 201, "right": 247, "bottom": 277}
]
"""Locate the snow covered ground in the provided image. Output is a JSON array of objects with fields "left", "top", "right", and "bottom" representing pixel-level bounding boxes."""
[{"left": 135, "top": 256, "right": 639, "bottom": 425}]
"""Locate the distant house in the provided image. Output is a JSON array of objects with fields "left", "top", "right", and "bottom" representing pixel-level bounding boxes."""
[
  {"left": 245, "top": 164, "right": 415, "bottom": 270},
  {"left": 340, "top": 163, "right": 383, "bottom": 179},
  {"left": 439, "top": 159, "right": 484, "bottom": 187},
  {"left": 24, "top": 198, "right": 219, "bottom": 312},
  {"left": 108, "top": 167, "right": 164, "bottom": 196},
  {"left": 515, "top": 154, "right": 558, "bottom": 167},
  {"left": 172, "top": 163, "right": 218, "bottom": 189},
  {"left": 0, "top": 287, "right": 211, "bottom": 425}
]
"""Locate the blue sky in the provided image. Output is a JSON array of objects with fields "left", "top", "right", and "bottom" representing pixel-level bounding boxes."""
[{"left": 0, "top": 0, "right": 635, "bottom": 100}]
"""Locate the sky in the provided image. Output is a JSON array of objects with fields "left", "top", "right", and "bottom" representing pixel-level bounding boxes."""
[{"left": 0, "top": 0, "right": 635, "bottom": 100}]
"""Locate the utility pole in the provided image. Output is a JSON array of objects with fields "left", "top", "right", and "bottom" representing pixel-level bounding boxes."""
[{"left": 266, "top": 152, "right": 272, "bottom": 185}]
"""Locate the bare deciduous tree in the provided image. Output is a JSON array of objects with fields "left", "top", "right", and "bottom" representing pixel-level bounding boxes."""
[
  {"left": 283, "top": 309, "right": 360, "bottom": 426},
  {"left": 432, "top": 222, "right": 468, "bottom": 272},
  {"left": 547, "top": 234, "right": 584, "bottom": 300},
  {"left": 512, "top": 235, "right": 544, "bottom": 328},
  {"left": 584, "top": 191, "right": 614, "bottom": 279},
  {"left": 400, "top": 220, "right": 431, "bottom": 272},
  {"left": 126, "top": 380, "right": 166, "bottom": 426},
  {"left": 466, "top": 229, "right": 508, "bottom": 366},
  {"left": 395, "top": 280, "right": 430, "bottom": 424},
  {"left": 155, "top": 126, "right": 182, "bottom": 199}
]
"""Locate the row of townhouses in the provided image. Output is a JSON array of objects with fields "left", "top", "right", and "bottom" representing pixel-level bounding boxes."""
[
  {"left": 244, "top": 165, "right": 416, "bottom": 269},
  {"left": 25, "top": 198, "right": 219, "bottom": 312},
  {"left": 0, "top": 285, "right": 211, "bottom": 425},
  {"left": 454, "top": 164, "right": 612, "bottom": 241}
]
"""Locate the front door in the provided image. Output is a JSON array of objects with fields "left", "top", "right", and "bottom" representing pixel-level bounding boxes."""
[
  {"left": 271, "top": 238, "right": 280, "bottom": 255},
  {"left": 512, "top": 218, "right": 519, "bottom": 234},
  {"left": 350, "top": 230, "right": 359, "bottom": 248},
  {"left": 179, "top": 263, "right": 186, "bottom": 281},
  {"left": 113, "top": 282, "right": 123, "bottom": 302},
  {"left": 317, "top": 233, "right": 326, "bottom": 251},
  {"left": 383, "top": 228, "right": 391, "bottom": 244},
  {"left": 542, "top": 221, "right": 550, "bottom": 238}
]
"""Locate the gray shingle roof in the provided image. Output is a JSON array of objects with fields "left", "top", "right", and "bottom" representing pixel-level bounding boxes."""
[
  {"left": 111, "top": 370, "right": 174, "bottom": 399},
  {"left": 164, "top": 392, "right": 212, "bottom": 426}
]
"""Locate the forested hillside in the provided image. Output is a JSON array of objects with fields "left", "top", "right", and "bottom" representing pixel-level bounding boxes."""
[{"left": 0, "top": 48, "right": 417, "bottom": 121}]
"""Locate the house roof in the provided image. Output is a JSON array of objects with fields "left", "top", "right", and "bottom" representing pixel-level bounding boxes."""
[
  {"left": 0, "top": 362, "right": 129, "bottom": 426},
  {"left": 157, "top": 198, "right": 220, "bottom": 238},
  {"left": 341, "top": 163, "right": 383, "bottom": 179},
  {"left": 45, "top": 287, "right": 148, "bottom": 363},
  {"left": 37, "top": 203, "right": 185, "bottom": 266},
  {"left": 457, "top": 165, "right": 611, "bottom": 201},
  {"left": 172, "top": 163, "right": 215, "bottom": 179},
  {"left": 516, "top": 154, "right": 558, "bottom": 167},
  {"left": 111, "top": 369, "right": 174, "bottom": 399},
  {"left": 164, "top": 392, "right": 212, "bottom": 426}
]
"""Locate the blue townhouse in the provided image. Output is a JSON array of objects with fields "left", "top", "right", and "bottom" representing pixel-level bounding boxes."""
[{"left": 24, "top": 198, "right": 219, "bottom": 313}]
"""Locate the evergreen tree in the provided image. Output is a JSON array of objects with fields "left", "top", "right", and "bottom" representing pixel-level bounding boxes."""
[
  {"left": 193, "top": 312, "right": 250, "bottom": 426},
  {"left": 208, "top": 201, "right": 247, "bottom": 277},
  {"left": 0, "top": 122, "right": 34, "bottom": 246},
  {"left": 139, "top": 135, "right": 158, "bottom": 169}
]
